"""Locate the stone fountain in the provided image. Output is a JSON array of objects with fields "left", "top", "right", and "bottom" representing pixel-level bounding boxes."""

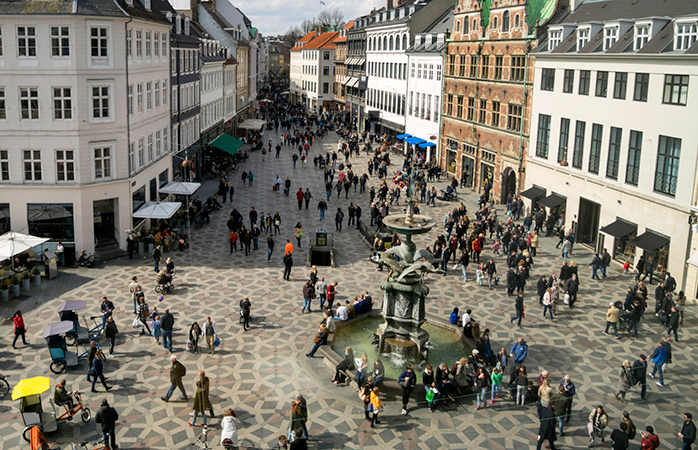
[{"left": 372, "top": 201, "right": 440, "bottom": 360}]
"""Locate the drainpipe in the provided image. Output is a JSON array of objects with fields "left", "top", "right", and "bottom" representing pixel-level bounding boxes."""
[{"left": 517, "top": 39, "right": 532, "bottom": 193}]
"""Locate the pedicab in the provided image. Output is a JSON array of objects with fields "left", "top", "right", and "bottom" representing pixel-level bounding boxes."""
[
  {"left": 57, "top": 301, "right": 100, "bottom": 346},
  {"left": 13, "top": 377, "right": 57, "bottom": 443},
  {"left": 44, "top": 321, "right": 80, "bottom": 374},
  {"left": 28, "top": 426, "right": 60, "bottom": 450}
]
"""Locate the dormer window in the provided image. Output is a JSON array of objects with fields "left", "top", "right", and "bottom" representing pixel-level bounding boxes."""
[
  {"left": 577, "top": 27, "right": 590, "bottom": 51},
  {"left": 144, "top": 0, "right": 151, "bottom": 11},
  {"left": 184, "top": 18, "right": 190, "bottom": 36},
  {"left": 166, "top": 11, "right": 173, "bottom": 22},
  {"left": 634, "top": 24, "right": 650, "bottom": 51},
  {"left": 176, "top": 16, "right": 182, "bottom": 35},
  {"left": 548, "top": 29, "right": 562, "bottom": 51},
  {"left": 603, "top": 26, "right": 618, "bottom": 51},
  {"left": 674, "top": 21, "right": 698, "bottom": 51}
]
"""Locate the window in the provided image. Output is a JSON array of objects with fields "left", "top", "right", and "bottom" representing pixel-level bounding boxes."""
[
  {"left": 572, "top": 121, "right": 586, "bottom": 169},
  {"left": 536, "top": 114, "right": 551, "bottom": 158},
  {"left": 147, "top": 134, "right": 153, "bottom": 162},
  {"left": 0, "top": 150, "right": 8, "bottom": 181},
  {"left": 323, "top": 82, "right": 329, "bottom": 94},
  {"left": 634, "top": 25, "right": 649, "bottom": 51},
  {"left": 588, "top": 124, "right": 602, "bottom": 174},
  {"left": 654, "top": 135, "right": 681, "bottom": 196},
  {"left": 145, "top": 31, "right": 151, "bottom": 57},
  {"left": 603, "top": 26, "right": 618, "bottom": 51},
  {"left": 446, "top": 93, "right": 453, "bottom": 115},
  {"left": 146, "top": 82, "right": 152, "bottom": 110},
  {"left": 162, "top": 80, "right": 167, "bottom": 105},
  {"left": 429, "top": 64, "right": 434, "bottom": 80},
  {"left": 20, "top": 87, "right": 39, "bottom": 120},
  {"left": 467, "top": 97, "right": 475, "bottom": 121},
  {"left": 91, "top": 27, "right": 108, "bottom": 57},
  {"left": 491, "top": 101, "right": 500, "bottom": 127},
  {"left": 663, "top": 74, "right": 689, "bottom": 105},
  {"left": 56, "top": 150, "right": 74, "bottom": 181},
  {"left": 464, "top": 18, "right": 469, "bottom": 34},
  {"left": 162, "top": 34, "right": 167, "bottom": 58},
  {"left": 154, "top": 81, "right": 160, "bottom": 107},
  {"left": 51, "top": 27, "right": 70, "bottom": 56},
  {"left": 91, "top": 85, "right": 110, "bottom": 119},
  {"left": 17, "top": 26, "right": 36, "bottom": 57},
  {"left": 674, "top": 22, "right": 698, "bottom": 51},
  {"left": 502, "top": 11, "right": 510, "bottom": 32},
  {"left": 127, "top": 29, "right": 132, "bottom": 57},
  {"left": 0, "top": 88, "right": 5, "bottom": 119},
  {"left": 456, "top": 95, "right": 463, "bottom": 118},
  {"left": 548, "top": 30, "right": 562, "bottom": 51},
  {"left": 136, "top": 30, "right": 142, "bottom": 57},
  {"left": 323, "top": 51, "right": 330, "bottom": 60},
  {"left": 626, "top": 130, "right": 642, "bottom": 185},
  {"left": 447, "top": 55, "right": 454, "bottom": 75},
  {"left": 480, "top": 56, "right": 489, "bottom": 78},
  {"left": 494, "top": 55, "right": 503, "bottom": 79},
  {"left": 53, "top": 87, "right": 72, "bottom": 119},
  {"left": 127, "top": 85, "right": 134, "bottom": 115},
  {"left": 563, "top": 69, "right": 574, "bottom": 93},
  {"left": 154, "top": 32, "right": 159, "bottom": 57},
  {"left": 579, "top": 70, "right": 591, "bottom": 95},
  {"left": 23, "top": 150, "right": 42, "bottom": 181},
  {"left": 128, "top": 142, "right": 135, "bottom": 174},
  {"left": 94, "top": 146, "right": 112, "bottom": 180},
  {"left": 436, "top": 65, "right": 442, "bottom": 81},
  {"left": 138, "top": 138, "right": 144, "bottom": 168},
  {"left": 434, "top": 96, "right": 439, "bottom": 122},
  {"left": 606, "top": 127, "right": 622, "bottom": 179},
  {"left": 507, "top": 104, "right": 522, "bottom": 131},
  {"left": 613, "top": 72, "right": 628, "bottom": 99},
  {"left": 514, "top": 14, "right": 520, "bottom": 28},
  {"left": 478, "top": 99, "right": 487, "bottom": 123},
  {"left": 0, "top": 27, "right": 3, "bottom": 57},
  {"left": 137, "top": 83, "right": 143, "bottom": 112},
  {"left": 595, "top": 71, "right": 608, "bottom": 97},
  {"left": 558, "top": 118, "right": 570, "bottom": 163},
  {"left": 541, "top": 68, "right": 555, "bottom": 91},
  {"left": 155, "top": 131, "right": 161, "bottom": 157},
  {"left": 577, "top": 28, "right": 590, "bottom": 51},
  {"left": 163, "top": 128, "right": 168, "bottom": 154},
  {"left": 510, "top": 56, "right": 525, "bottom": 81},
  {"left": 493, "top": 17, "right": 498, "bottom": 29},
  {"left": 633, "top": 73, "right": 649, "bottom": 102},
  {"left": 323, "top": 66, "right": 329, "bottom": 76},
  {"left": 402, "top": 35, "right": 407, "bottom": 50}
]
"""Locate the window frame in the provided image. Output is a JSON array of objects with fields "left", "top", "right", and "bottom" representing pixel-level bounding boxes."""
[
  {"left": 50, "top": 26, "right": 70, "bottom": 57},
  {"left": 662, "top": 74, "right": 689, "bottom": 106},
  {"left": 507, "top": 103, "right": 522, "bottom": 132},
  {"left": 588, "top": 123, "right": 603, "bottom": 174},
  {"left": 89, "top": 82, "right": 113, "bottom": 122},
  {"left": 606, "top": 127, "right": 622, "bottom": 179},
  {"left": 571, "top": 120, "right": 586, "bottom": 169},
  {"left": 541, "top": 68, "right": 555, "bottom": 91},
  {"left": 536, "top": 114, "right": 551, "bottom": 159},
  {"left": 563, "top": 69, "right": 574, "bottom": 93},
  {"left": 52, "top": 87, "right": 73, "bottom": 120},
  {"left": 55, "top": 149, "right": 75, "bottom": 182},
  {"left": 595, "top": 71, "right": 609, "bottom": 97},
  {"left": 17, "top": 26, "right": 37, "bottom": 57},
  {"left": 626, "top": 130, "right": 642, "bottom": 186},
  {"left": 558, "top": 117, "right": 570, "bottom": 163},
  {"left": 613, "top": 72, "right": 628, "bottom": 100},
  {"left": 19, "top": 87, "right": 40, "bottom": 120},
  {"left": 653, "top": 135, "right": 681, "bottom": 197},
  {"left": 633, "top": 73, "right": 649, "bottom": 102},
  {"left": 23, "top": 149, "right": 42, "bottom": 182}
]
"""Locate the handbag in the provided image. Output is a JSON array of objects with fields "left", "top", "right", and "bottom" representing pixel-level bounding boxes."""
[
  {"left": 214, "top": 337, "right": 221, "bottom": 347},
  {"left": 398, "top": 379, "right": 409, "bottom": 388},
  {"left": 425, "top": 388, "right": 435, "bottom": 403},
  {"left": 132, "top": 317, "right": 144, "bottom": 330},
  {"left": 587, "top": 422, "right": 594, "bottom": 435},
  {"left": 313, "top": 335, "right": 321, "bottom": 344}
]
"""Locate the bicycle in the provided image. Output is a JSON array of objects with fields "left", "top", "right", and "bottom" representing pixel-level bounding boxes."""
[
  {"left": 188, "top": 424, "right": 212, "bottom": 450},
  {"left": 70, "top": 432, "right": 111, "bottom": 450},
  {"left": 0, "top": 373, "right": 10, "bottom": 397}
]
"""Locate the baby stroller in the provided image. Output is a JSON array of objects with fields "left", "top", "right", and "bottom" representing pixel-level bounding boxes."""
[
  {"left": 155, "top": 271, "right": 175, "bottom": 295},
  {"left": 616, "top": 301, "right": 633, "bottom": 334}
]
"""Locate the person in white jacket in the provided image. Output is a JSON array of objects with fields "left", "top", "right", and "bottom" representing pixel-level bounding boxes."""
[
  {"left": 220, "top": 408, "right": 242, "bottom": 447},
  {"left": 201, "top": 317, "right": 218, "bottom": 355}
]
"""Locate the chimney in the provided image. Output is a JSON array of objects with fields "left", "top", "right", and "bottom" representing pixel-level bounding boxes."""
[
  {"left": 387, "top": 0, "right": 393, "bottom": 10},
  {"left": 569, "top": 0, "right": 584, "bottom": 13}
]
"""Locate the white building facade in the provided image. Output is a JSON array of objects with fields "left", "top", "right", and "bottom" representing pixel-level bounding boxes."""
[
  {"left": 0, "top": 0, "right": 173, "bottom": 259},
  {"left": 525, "top": 0, "right": 698, "bottom": 293}
]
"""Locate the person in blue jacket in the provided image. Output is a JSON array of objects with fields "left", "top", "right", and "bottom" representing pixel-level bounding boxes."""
[
  {"left": 649, "top": 338, "right": 667, "bottom": 386},
  {"left": 398, "top": 365, "right": 417, "bottom": 416},
  {"left": 509, "top": 337, "right": 528, "bottom": 370},
  {"left": 449, "top": 307, "right": 460, "bottom": 325}
]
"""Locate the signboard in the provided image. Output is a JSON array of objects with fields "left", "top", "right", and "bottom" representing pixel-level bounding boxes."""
[
  {"left": 316, "top": 229, "right": 327, "bottom": 246},
  {"left": 358, "top": 75, "right": 368, "bottom": 91}
]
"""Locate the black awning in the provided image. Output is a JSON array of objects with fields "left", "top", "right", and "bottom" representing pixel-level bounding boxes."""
[
  {"left": 629, "top": 230, "right": 670, "bottom": 252},
  {"left": 538, "top": 193, "right": 566, "bottom": 208},
  {"left": 520, "top": 186, "right": 546, "bottom": 200},
  {"left": 600, "top": 219, "right": 637, "bottom": 238}
]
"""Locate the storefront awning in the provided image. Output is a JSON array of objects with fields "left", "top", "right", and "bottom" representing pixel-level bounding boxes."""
[
  {"left": 210, "top": 134, "right": 244, "bottom": 156},
  {"left": 538, "top": 193, "right": 566, "bottom": 209},
  {"left": 355, "top": 58, "right": 365, "bottom": 66},
  {"left": 348, "top": 78, "right": 360, "bottom": 88},
  {"left": 520, "top": 186, "right": 546, "bottom": 200},
  {"left": 397, "top": 134, "right": 411, "bottom": 140},
  {"left": 238, "top": 119, "right": 267, "bottom": 130},
  {"left": 343, "top": 76, "right": 357, "bottom": 86},
  {"left": 405, "top": 136, "right": 426, "bottom": 145},
  {"left": 686, "top": 252, "right": 698, "bottom": 267},
  {"left": 418, "top": 142, "right": 436, "bottom": 149},
  {"left": 629, "top": 230, "right": 670, "bottom": 252},
  {"left": 345, "top": 57, "right": 355, "bottom": 65},
  {"left": 600, "top": 219, "right": 637, "bottom": 239}
]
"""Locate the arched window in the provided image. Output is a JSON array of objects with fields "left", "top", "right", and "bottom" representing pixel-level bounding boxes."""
[
  {"left": 473, "top": 18, "right": 478, "bottom": 30},
  {"left": 383, "top": 36, "right": 387, "bottom": 50},
  {"left": 389, "top": 35, "right": 394, "bottom": 50},
  {"left": 503, "top": 11, "right": 510, "bottom": 32},
  {"left": 514, "top": 14, "right": 520, "bottom": 28},
  {"left": 493, "top": 16, "right": 498, "bottom": 29},
  {"left": 402, "top": 34, "right": 407, "bottom": 50},
  {"left": 456, "top": 20, "right": 461, "bottom": 32},
  {"left": 464, "top": 17, "right": 469, "bottom": 33}
]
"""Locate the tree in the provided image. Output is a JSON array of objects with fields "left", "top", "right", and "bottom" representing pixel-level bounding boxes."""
[
  {"left": 301, "top": 18, "right": 316, "bottom": 35},
  {"left": 284, "top": 26, "right": 303, "bottom": 47},
  {"left": 317, "top": 8, "right": 345, "bottom": 30}
]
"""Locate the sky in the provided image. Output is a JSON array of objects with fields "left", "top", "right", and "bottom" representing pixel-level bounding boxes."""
[{"left": 229, "top": 0, "right": 382, "bottom": 36}]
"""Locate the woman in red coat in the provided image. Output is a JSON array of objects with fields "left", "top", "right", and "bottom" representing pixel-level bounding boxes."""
[{"left": 12, "top": 310, "right": 28, "bottom": 349}]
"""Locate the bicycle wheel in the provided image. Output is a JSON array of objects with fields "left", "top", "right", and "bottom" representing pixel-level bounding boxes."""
[
  {"left": 50, "top": 361, "right": 66, "bottom": 374},
  {"left": 0, "top": 378, "right": 9, "bottom": 397},
  {"left": 23, "top": 426, "right": 37, "bottom": 443},
  {"left": 65, "top": 334, "right": 77, "bottom": 346},
  {"left": 81, "top": 407, "right": 91, "bottom": 423},
  {"left": 155, "top": 285, "right": 162, "bottom": 294}
]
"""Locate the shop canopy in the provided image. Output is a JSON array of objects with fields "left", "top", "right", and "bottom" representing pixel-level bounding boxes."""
[
  {"left": 210, "top": 134, "right": 244, "bottom": 156},
  {"left": 629, "top": 230, "right": 670, "bottom": 252},
  {"left": 686, "top": 252, "right": 698, "bottom": 267},
  {"left": 519, "top": 186, "right": 546, "bottom": 200},
  {"left": 396, "top": 134, "right": 411, "bottom": 140},
  {"left": 0, "top": 231, "right": 49, "bottom": 261},
  {"left": 132, "top": 201, "right": 181, "bottom": 220},
  {"left": 238, "top": 119, "right": 267, "bottom": 130},
  {"left": 418, "top": 142, "right": 436, "bottom": 149},
  {"left": 538, "top": 193, "right": 567, "bottom": 209},
  {"left": 405, "top": 136, "right": 426, "bottom": 145},
  {"left": 159, "top": 182, "right": 201, "bottom": 196},
  {"left": 600, "top": 219, "right": 637, "bottom": 238}
]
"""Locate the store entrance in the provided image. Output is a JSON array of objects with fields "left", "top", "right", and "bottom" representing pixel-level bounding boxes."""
[{"left": 577, "top": 197, "right": 601, "bottom": 248}]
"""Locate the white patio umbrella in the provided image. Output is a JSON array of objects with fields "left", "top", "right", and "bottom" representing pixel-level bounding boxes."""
[
  {"left": 158, "top": 182, "right": 201, "bottom": 196},
  {"left": 27, "top": 205, "right": 73, "bottom": 222},
  {"left": 132, "top": 201, "right": 182, "bottom": 220},
  {"left": 0, "top": 231, "right": 49, "bottom": 263}
]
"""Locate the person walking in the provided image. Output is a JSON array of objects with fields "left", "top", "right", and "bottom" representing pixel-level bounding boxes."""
[
  {"left": 590, "top": 253, "right": 601, "bottom": 280},
  {"left": 295, "top": 394, "right": 309, "bottom": 438},
  {"left": 289, "top": 401, "right": 305, "bottom": 441},
  {"left": 304, "top": 189, "right": 312, "bottom": 210},
  {"left": 604, "top": 302, "right": 621, "bottom": 338},
  {"left": 588, "top": 405, "right": 609, "bottom": 447},
  {"left": 398, "top": 365, "right": 416, "bottom": 415},
  {"left": 537, "top": 405, "right": 559, "bottom": 450},
  {"left": 542, "top": 288, "right": 554, "bottom": 320},
  {"left": 514, "top": 366, "right": 528, "bottom": 406},
  {"left": 267, "top": 235, "right": 275, "bottom": 262},
  {"left": 294, "top": 223, "right": 304, "bottom": 250},
  {"left": 162, "top": 355, "right": 187, "bottom": 402},
  {"left": 302, "top": 280, "right": 315, "bottom": 313},
  {"left": 160, "top": 308, "right": 174, "bottom": 353},
  {"left": 560, "top": 375, "right": 576, "bottom": 425},
  {"left": 220, "top": 409, "right": 242, "bottom": 448},
  {"left": 680, "top": 413, "right": 697, "bottom": 450},
  {"left": 129, "top": 276, "right": 141, "bottom": 314},
  {"left": 11, "top": 311, "right": 28, "bottom": 349},
  {"left": 95, "top": 399, "right": 119, "bottom": 450},
  {"left": 316, "top": 278, "right": 328, "bottom": 310},
  {"left": 649, "top": 338, "right": 667, "bottom": 386},
  {"left": 104, "top": 316, "right": 118, "bottom": 357},
  {"left": 87, "top": 341, "right": 98, "bottom": 382},
  {"left": 511, "top": 293, "right": 524, "bottom": 327},
  {"left": 283, "top": 251, "right": 293, "bottom": 281},
  {"left": 369, "top": 387, "right": 382, "bottom": 428},
  {"left": 614, "top": 360, "right": 634, "bottom": 403},
  {"left": 153, "top": 245, "right": 162, "bottom": 273},
  {"left": 318, "top": 199, "right": 327, "bottom": 221},
  {"left": 189, "top": 378, "right": 208, "bottom": 427},
  {"left": 565, "top": 273, "right": 580, "bottom": 308},
  {"left": 137, "top": 297, "right": 152, "bottom": 336},
  {"left": 632, "top": 354, "right": 648, "bottom": 400},
  {"left": 296, "top": 188, "right": 304, "bottom": 210},
  {"left": 91, "top": 350, "right": 112, "bottom": 393},
  {"left": 355, "top": 204, "right": 362, "bottom": 229},
  {"left": 335, "top": 208, "right": 344, "bottom": 232},
  {"left": 152, "top": 315, "right": 161, "bottom": 345},
  {"left": 667, "top": 306, "right": 681, "bottom": 342},
  {"left": 610, "top": 422, "right": 630, "bottom": 450},
  {"left": 201, "top": 317, "right": 218, "bottom": 355},
  {"left": 640, "top": 426, "right": 660, "bottom": 449}
]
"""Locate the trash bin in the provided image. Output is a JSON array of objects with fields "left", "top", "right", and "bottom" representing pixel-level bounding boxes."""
[{"left": 43, "top": 250, "right": 58, "bottom": 279}]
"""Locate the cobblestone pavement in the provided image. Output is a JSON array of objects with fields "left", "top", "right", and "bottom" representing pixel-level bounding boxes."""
[{"left": 1, "top": 128, "right": 694, "bottom": 450}]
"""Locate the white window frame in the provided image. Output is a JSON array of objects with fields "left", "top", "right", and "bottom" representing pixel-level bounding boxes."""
[
  {"left": 163, "top": 128, "right": 168, "bottom": 154},
  {"left": 145, "top": 31, "right": 151, "bottom": 58},
  {"left": 154, "top": 32, "right": 160, "bottom": 57},
  {"left": 50, "top": 26, "right": 70, "bottom": 57},
  {"left": 87, "top": 22, "right": 112, "bottom": 68},
  {"left": 127, "top": 29, "right": 132, "bottom": 58},
  {"left": 0, "top": 88, "right": 5, "bottom": 120},
  {"left": 17, "top": 26, "right": 37, "bottom": 57},
  {"left": 634, "top": 24, "right": 650, "bottom": 51},
  {"left": 603, "top": 25, "right": 618, "bottom": 51},
  {"left": 136, "top": 30, "right": 142, "bottom": 57},
  {"left": 92, "top": 143, "right": 113, "bottom": 181},
  {"left": 128, "top": 142, "right": 135, "bottom": 175},
  {"left": 674, "top": 21, "right": 698, "bottom": 51},
  {"left": 0, "top": 149, "right": 9, "bottom": 182},
  {"left": 88, "top": 81, "right": 114, "bottom": 123},
  {"left": 137, "top": 83, "right": 143, "bottom": 112},
  {"left": 161, "top": 32, "right": 167, "bottom": 58},
  {"left": 147, "top": 134, "right": 153, "bottom": 162},
  {"left": 146, "top": 81, "right": 152, "bottom": 110},
  {"left": 127, "top": 84, "right": 133, "bottom": 115},
  {"left": 162, "top": 79, "right": 167, "bottom": 105},
  {"left": 19, "top": 87, "right": 39, "bottom": 120},
  {"left": 137, "top": 138, "right": 144, "bottom": 168},
  {"left": 548, "top": 29, "right": 562, "bottom": 51},
  {"left": 155, "top": 130, "right": 161, "bottom": 157},
  {"left": 22, "top": 149, "right": 42, "bottom": 182},
  {"left": 154, "top": 80, "right": 160, "bottom": 107},
  {"left": 55, "top": 149, "right": 75, "bottom": 182},
  {"left": 577, "top": 27, "right": 590, "bottom": 51},
  {"left": 53, "top": 87, "right": 72, "bottom": 120}
]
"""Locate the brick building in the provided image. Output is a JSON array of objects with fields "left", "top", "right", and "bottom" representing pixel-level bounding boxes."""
[{"left": 441, "top": 0, "right": 562, "bottom": 203}]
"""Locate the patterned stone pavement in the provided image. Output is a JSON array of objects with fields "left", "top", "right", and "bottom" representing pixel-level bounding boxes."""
[{"left": 1, "top": 128, "right": 695, "bottom": 450}]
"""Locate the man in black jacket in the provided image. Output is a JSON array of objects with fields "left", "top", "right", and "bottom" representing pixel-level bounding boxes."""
[
  {"left": 537, "top": 276, "right": 548, "bottom": 305},
  {"left": 632, "top": 354, "right": 647, "bottom": 400},
  {"left": 283, "top": 251, "right": 293, "bottom": 281},
  {"left": 600, "top": 248, "right": 611, "bottom": 278},
  {"left": 511, "top": 293, "right": 524, "bottom": 327},
  {"left": 355, "top": 204, "right": 362, "bottom": 229},
  {"left": 162, "top": 355, "right": 187, "bottom": 402},
  {"left": 484, "top": 259, "right": 497, "bottom": 290},
  {"left": 537, "top": 406, "right": 558, "bottom": 450},
  {"left": 679, "top": 412, "right": 696, "bottom": 450},
  {"left": 160, "top": 309, "right": 174, "bottom": 353},
  {"left": 564, "top": 274, "right": 579, "bottom": 308},
  {"left": 95, "top": 399, "right": 119, "bottom": 450}
]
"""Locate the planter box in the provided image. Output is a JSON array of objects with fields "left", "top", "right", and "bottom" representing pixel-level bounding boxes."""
[
  {"left": 12, "top": 284, "right": 20, "bottom": 298},
  {"left": 138, "top": 242, "right": 145, "bottom": 254},
  {"left": 34, "top": 274, "right": 42, "bottom": 287},
  {"left": 22, "top": 278, "right": 30, "bottom": 291},
  {"left": 1, "top": 289, "right": 8, "bottom": 303}
]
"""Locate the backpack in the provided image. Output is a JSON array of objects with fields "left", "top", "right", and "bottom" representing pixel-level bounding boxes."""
[{"left": 338, "top": 212, "right": 344, "bottom": 221}]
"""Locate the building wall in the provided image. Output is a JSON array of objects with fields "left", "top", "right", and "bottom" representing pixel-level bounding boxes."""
[{"left": 405, "top": 51, "right": 443, "bottom": 162}]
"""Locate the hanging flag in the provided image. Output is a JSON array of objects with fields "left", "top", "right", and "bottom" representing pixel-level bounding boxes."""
[{"left": 320, "top": 1, "right": 326, "bottom": 4}]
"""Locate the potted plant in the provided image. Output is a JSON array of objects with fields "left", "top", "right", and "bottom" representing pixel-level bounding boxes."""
[
  {"left": 1, "top": 279, "right": 10, "bottom": 303},
  {"left": 137, "top": 235, "right": 145, "bottom": 254},
  {"left": 21, "top": 270, "right": 31, "bottom": 292},
  {"left": 33, "top": 266, "right": 42, "bottom": 287},
  {"left": 12, "top": 274, "right": 21, "bottom": 298}
]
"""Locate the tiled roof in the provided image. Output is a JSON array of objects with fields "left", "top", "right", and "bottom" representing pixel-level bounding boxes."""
[
  {"left": 565, "top": 0, "right": 698, "bottom": 24},
  {"left": 0, "top": 0, "right": 169, "bottom": 24},
  {"left": 304, "top": 31, "right": 339, "bottom": 50}
]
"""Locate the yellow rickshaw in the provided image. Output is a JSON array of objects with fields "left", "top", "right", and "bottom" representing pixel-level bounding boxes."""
[{"left": 13, "top": 377, "right": 58, "bottom": 443}]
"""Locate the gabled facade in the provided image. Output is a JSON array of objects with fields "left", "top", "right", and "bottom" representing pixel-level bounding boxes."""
[
  {"left": 289, "top": 31, "right": 316, "bottom": 106},
  {"left": 290, "top": 31, "right": 339, "bottom": 113},
  {"left": 332, "top": 22, "right": 355, "bottom": 111}
]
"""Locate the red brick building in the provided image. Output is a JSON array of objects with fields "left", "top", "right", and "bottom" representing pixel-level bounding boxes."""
[{"left": 441, "top": 0, "right": 562, "bottom": 203}]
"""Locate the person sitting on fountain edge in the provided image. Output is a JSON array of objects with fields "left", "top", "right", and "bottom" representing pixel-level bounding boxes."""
[{"left": 450, "top": 307, "right": 461, "bottom": 326}]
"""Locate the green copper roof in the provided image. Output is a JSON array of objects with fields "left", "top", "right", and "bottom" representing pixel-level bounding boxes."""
[
  {"left": 249, "top": 27, "right": 258, "bottom": 39},
  {"left": 526, "top": 0, "right": 556, "bottom": 36},
  {"left": 479, "top": 0, "right": 491, "bottom": 31}
]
